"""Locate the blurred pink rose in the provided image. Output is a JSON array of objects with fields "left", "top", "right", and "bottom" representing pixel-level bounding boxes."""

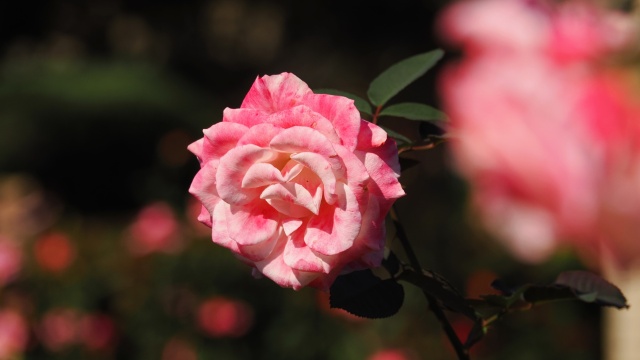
[
  {"left": 188, "top": 72, "right": 404, "bottom": 289},
  {"left": 197, "top": 296, "right": 254, "bottom": 338},
  {"left": 38, "top": 308, "right": 80, "bottom": 352},
  {"left": 368, "top": 349, "right": 416, "bottom": 360},
  {"left": 0, "top": 309, "right": 28, "bottom": 359},
  {"left": 440, "top": 0, "right": 640, "bottom": 266},
  {"left": 127, "top": 202, "right": 183, "bottom": 256},
  {"left": 34, "top": 232, "right": 75, "bottom": 273},
  {"left": 0, "top": 236, "right": 22, "bottom": 287},
  {"left": 78, "top": 314, "right": 117, "bottom": 351},
  {"left": 161, "top": 337, "right": 198, "bottom": 360}
]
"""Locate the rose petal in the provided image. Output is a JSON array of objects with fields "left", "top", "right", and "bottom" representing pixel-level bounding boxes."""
[
  {"left": 356, "top": 120, "right": 388, "bottom": 150},
  {"left": 283, "top": 229, "right": 333, "bottom": 273},
  {"left": 236, "top": 123, "right": 283, "bottom": 148},
  {"left": 282, "top": 218, "right": 304, "bottom": 236},
  {"left": 333, "top": 144, "right": 370, "bottom": 214},
  {"left": 281, "top": 160, "right": 304, "bottom": 181},
  {"left": 225, "top": 202, "right": 280, "bottom": 261},
  {"left": 201, "top": 122, "right": 250, "bottom": 161},
  {"left": 260, "top": 182, "right": 320, "bottom": 217},
  {"left": 210, "top": 201, "right": 239, "bottom": 252},
  {"left": 303, "top": 94, "right": 362, "bottom": 151},
  {"left": 357, "top": 140, "right": 405, "bottom": 203},
  {"left": 242, "top": 163, "right": 284, "bottom": 188},
  {"left": 241, "top": 73, "right": 312, "bottom": 113},
  {"left": 189, "top": 160, "right": 221, "bottom": 227},
  {"left": 267, "top": 105, "right": 341, "bottom": 144},
  {"left": 305, "top": 183, "right": 362, "bottom": 256},
  {"left": 253, "top": 234, "right": 318, "bottom": 290},
  {"left": 223, "top": 108, "right": 270, "bottom": 127},
  {"left": 290, "top": 152, "right": 338, "bottom": 204},
  {"left": 216, "top": 145, "right": 280, "bottom": 205},
  {"left": 269, "top": 127, "right": 337, "bottom": 157}
]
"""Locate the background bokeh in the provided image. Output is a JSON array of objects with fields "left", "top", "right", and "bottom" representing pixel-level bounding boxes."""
[{"left": 0, "top": 1, "right": 601, "bottom": 359}]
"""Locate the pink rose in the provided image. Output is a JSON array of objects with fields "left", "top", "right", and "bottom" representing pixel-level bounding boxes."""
[
  {"left": 34, "top": 232, "right": 75, "bottom": 273},
  {"left": 38, "top": 308, "right": 80, "bottom": 352},
  {"left": 0, "top": 309, "right": 28, "bottom": 359},
  {"left": 0, "top": 236, "right": 22, "bottom": 287},
  {"left": 440, "top": 0, "right": 640, "bottom": 266},
  {"left": 127, "top": 202, "right": 183, "bottom": 256},
  {"left": 197, "top": 296, "right": 254, "bottom": 338},
  {"left": 188, "top": 73, "right": 404, "bottom": 289}
]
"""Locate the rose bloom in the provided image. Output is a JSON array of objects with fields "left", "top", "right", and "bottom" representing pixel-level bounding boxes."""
[
  {"left": 78, "top": 314, "right": 117, "bottom": 351},
  {"left": 188, "top": 73, "right": 404, "bottom": 289},
  {"left": 368, "top": 349, "right": 416, "bottom": 360},
  {"left": 197, "top": 296, "right": 254, "bottom": 338},
  {"left": 0, "top": 309, "right": 28, "bottom": 359},
  {"left": 440, "top": 0, "right": 640, "bottom": 266},
  {"left": 38, "top": 308, "right": 80, "bottom": 352},
  {"left": 127, "top": 202, "right": 183, "bottom": 256},
  {"left": 161, "top": 337, "right": 198, "bottom": 360},
  {"left": 0, "top": 236, "right": 22, "bottom": 287},
  {"left": 34, "top": 232, "right": 76, "bottom": 273}
]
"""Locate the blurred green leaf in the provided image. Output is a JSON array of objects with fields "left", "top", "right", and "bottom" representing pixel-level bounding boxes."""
[
  {"left": 554, "top": 270, "right": 628, "bottom": 308},
  {"left": 379, "top": 102, "right": 447, "bottom": 123},
  {"left": 367, "top": 49, "right": 444, "bottom": 107},
  {"left": 330, "top": 269, "right": 404, "bottom": 319},
  {"left": 315, "top": 88, "right": 373, "bottom": 115}
]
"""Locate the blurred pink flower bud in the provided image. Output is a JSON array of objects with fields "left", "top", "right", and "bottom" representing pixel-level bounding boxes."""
[
  {"left": 127, "top": 202, "right": 183, "bottom": 256},
  {"left": 440, "top": 0, "right": 640, "bottom": 268},
  {"left": 161, "top": 337, "right": 198, "bottom": 360},
  {"left": 34, "top": 232, "right": 76, "bottom": 273},
  {"left": 197, "top": 296, "right": 254, "bottom": 338},
  {"left": 0, "top": 236, "right": 22, "bottom": 287},
  {"left": 368, "top": 349, "right": 415, "bottom": 360},
  {"left": 79, "top": 314, "right": 117, "bottom": 351},
  {"left": 39, "top": 308, "right": 80, "bottom": 352},
  {"left": 0, "top": 309, "right": 28, "bottom": 359}
]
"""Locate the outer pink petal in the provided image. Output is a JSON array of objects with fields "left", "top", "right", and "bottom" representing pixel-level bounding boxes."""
[
  {"left": 266, "top": 105, "right": 340, "bottom": 144},
  {"left": 253, "top": 234, "right": 319, "bottom": 290},
  {"left": 187, "top": 138, "right": 204, "bottom": 163},
  {"left": 225, "top": 202, "right": 280, "bottom": 261},
  {"left": 242, "top": 163, "right": 284, "bottom": 188},
  {"left": 290, "top": 152, "right": 338, "bottom": 204},
  {"left": 333, "top": 144, "right": 370, "bottom": 214},
  {"left": 356, "top": 139, "right": 405, "bottom": 202},
  {"left": 305, "top": 183, "right": 362, "bottom": 256},
  {"left": 210, "top": 201, "right": 239, "bottom": 253},
  {"left": 189, "top": 160, "right": 221, "bottom": 228},
  {"left": 356, "top": 120, "right": 388, "bottom": 151},
  {"left": 303, "top": 94, "right": 362, "bottom": 151},
  {"left": 216, "top": 145, "right": 279, "bottom": 205},
  {"left": 241, "top": 73, "right": 313, "bottom": 113},
  {"left": 283, "top": 228, "right": 334, "bottom": 273},
  {"left": 200, "top": 122, "right": 250, "bottom": 162},
  {"left": 222, "top": 108, "right": 269, "bottom": 127},
  {"left": 236, "top": 123, "right": 283, "bottom": 148},
  {"left": 269, "top": 127, "right": 337, "bottom": 157}
]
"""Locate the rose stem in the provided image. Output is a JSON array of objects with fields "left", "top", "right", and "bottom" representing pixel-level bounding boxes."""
[{"left": 390, "top": 205, "right": 470, "bottom": 360}]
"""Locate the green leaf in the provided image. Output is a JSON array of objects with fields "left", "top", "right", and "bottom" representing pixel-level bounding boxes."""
[
  {"left": 398, "top": 269, "right": 478, "bottom": 320},
  {"left": 330, "top": 269, "right": 405, "bottom": 319},
  {"left": 554, "top": 271, "right": 628, "bottom": 308},
  {"left": 314, "top": 88, "right": 373, "bottom": 115},
  {"left": 379, "top": 126, "right": 412, "bottom": 145},
  {"left": 367, "top": 49, "right": 444, "bottom": 107},
  {"left": 379, "top": 102, "right": 447, "bottom": 124}
]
